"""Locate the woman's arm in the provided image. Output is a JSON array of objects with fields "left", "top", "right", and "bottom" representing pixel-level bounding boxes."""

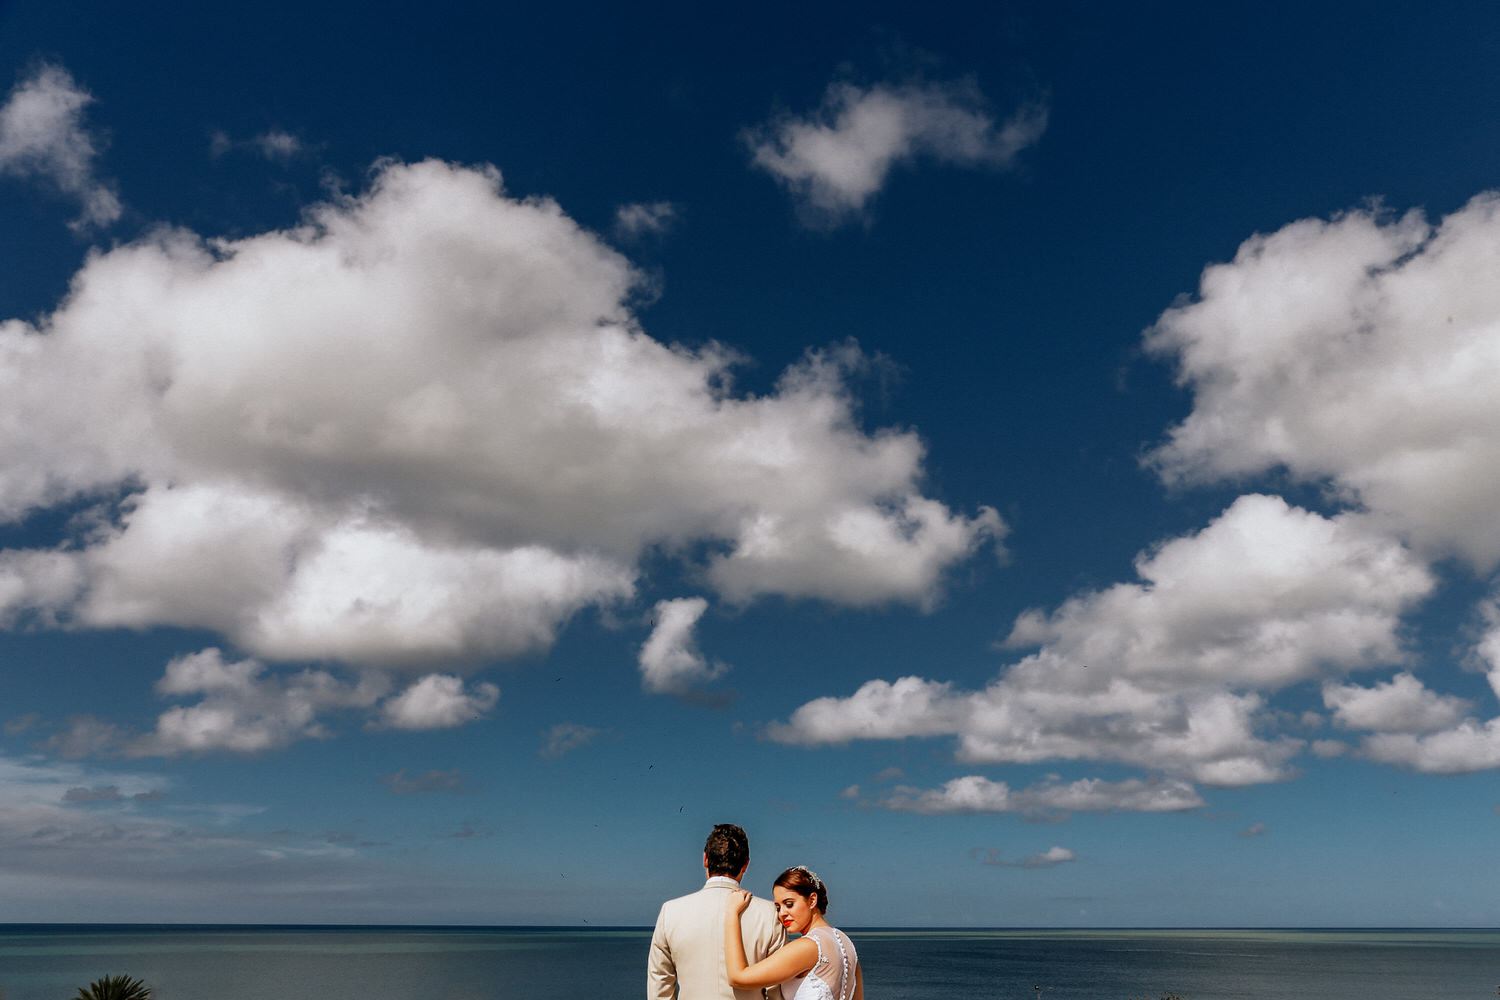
[
  {"left": 724, "top": 889, "right": 817, "bottom": 990},
  {"left": 851, "top": 961, "right": 863, "bottom": 1000}
]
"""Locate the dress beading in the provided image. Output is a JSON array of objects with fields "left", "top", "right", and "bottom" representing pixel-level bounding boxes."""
[{"left": 780, "top": 927, "right": 856, "bottom": 1000}]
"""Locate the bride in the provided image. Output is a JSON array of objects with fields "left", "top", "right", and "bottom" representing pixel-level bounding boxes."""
[{"left": 724, "top": 866, "right": 863, "bottom": 1000}]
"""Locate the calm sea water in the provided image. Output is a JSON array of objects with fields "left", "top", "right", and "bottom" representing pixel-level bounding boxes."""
[{"left": 0, "top": 925, "right": 1496, "bottom": 1000}]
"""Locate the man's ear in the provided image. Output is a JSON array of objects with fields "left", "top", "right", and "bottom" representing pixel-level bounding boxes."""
[{"left": 736, "top": 862, "right": 749, "bottom": 881}]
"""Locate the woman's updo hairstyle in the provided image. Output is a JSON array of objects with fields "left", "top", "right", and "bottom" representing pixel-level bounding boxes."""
[{"left": 774, "top": 865, "right": 829, "bottom": 913}]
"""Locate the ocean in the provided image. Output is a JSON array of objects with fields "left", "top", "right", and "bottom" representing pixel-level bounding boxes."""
[{"left": 1, "top": 925, "right": 1496, "bottom": 1000}]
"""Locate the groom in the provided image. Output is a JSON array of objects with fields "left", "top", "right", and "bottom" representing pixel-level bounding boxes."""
[{"left": 647, "top": 823, "right": 786, "bottom": 1000}]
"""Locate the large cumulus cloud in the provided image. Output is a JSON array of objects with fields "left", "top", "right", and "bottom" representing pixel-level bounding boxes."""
[
  {"left": 1145, "top": 195, "right": 1500, "bottom": 569},
  {"left": 771, "top": 495, "right": 1431, "bottom": 789},
  {"left": 1142, "top": 194, "right": 1500, "bottom": 774},
  {"left": 0, "top": 159, "right": 1001, "bottom": 680}
]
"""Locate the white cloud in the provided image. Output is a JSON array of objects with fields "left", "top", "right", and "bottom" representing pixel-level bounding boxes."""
[
  {"left": 255, "top": 129, "right": 304, "bottom": 161},
  {"left": 1341, "top": 647, "right": 1500, "bottom": 773},
  {"left": 1360, "top": 717, "right": 1500, "bottom": 774},
  {"left": 44, "top": 715, "right": 127, "bottom": 759},
  {"left": 973, "top": 845, "right": 1077, "bottom": 868},
  {"left": 614, "top": 201, "right": 677, "bottom": 238},
  {"left": 0, "top": 64, "right": 121, "bottom": 228},
  {"left": 377, "top": 674, "right": 499, "bottom": 730},
  {"left": 0, "top": 756, "right": 167, "bottom": 809},
  {"left": 1137, "top": 194, "right": 1500, "bottom": 778},
  {"left": 209, "top": 128, "right": 309, "bottom": 162},
  {"left": 1324, "top": 672, "right": 1471, "bottom": 734},
  {"left": 57, "top": 651, "right": 503, "bottom": 754},
  {"left": 1471, "top": 599, "right": 1500, "bottom": 685},
  {"left": 883, "top": 774, "right": 1014, "bottom": 813},
  {"left": 753, "top": 186, "right": 1500, "bottom": 790},
  {"left": 746, "top": 78, "right": 1046, "bottom": 225},
  {"left": 710, "top": 486, "right": 1003, "bottom": 609},
  {"left": 0, "top": 158, "right": 999, "bottom": 673},
  {"left": 771, "top": 667, "right": 1298, "bottom": 789},
  {"left": 879, "top": 775, "right": 1203, "bottom": 816},
  {"left": 1145, "top": 193, "right": 1500, "bottom": 571},
  {"left": 0, "top": 484, "right": 636, "bottom": 666},
  {"left": 0, "top": 752, "right": 429, "bottom": 920},
  {"left": 770, "top": 495, "right": 1430, "bottom": 786},
  {"left": 639, "top": 597, "right": 727, "bottom": 693},
  {"left": 1003, "top": 494, "right": 1431, "bottom": 690},
  {"left": 243, "top": 518, "right": 636, "bottom": 667},
  {"left": 539, "top": 722, "right": 603, "bottom": 759},
  {"left": 139, "top": 648, "right": 389, "bottom": 755},
  {"left": 1020, "top": 846, "right": 1075, "bottom": 869}
]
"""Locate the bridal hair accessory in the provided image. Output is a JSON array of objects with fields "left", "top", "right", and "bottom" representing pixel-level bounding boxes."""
[{"left": 795, "top": 865, "right": 823, "bottom": 890}]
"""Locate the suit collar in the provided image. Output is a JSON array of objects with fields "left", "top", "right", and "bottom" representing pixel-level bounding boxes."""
[{"left": 704, "top": 875, "right": 742, "bottom": 888}]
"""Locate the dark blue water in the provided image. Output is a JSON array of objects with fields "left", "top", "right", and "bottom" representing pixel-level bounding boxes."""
[{"left": 1, "top": 925, "right": 1496, "bottom": 1000}]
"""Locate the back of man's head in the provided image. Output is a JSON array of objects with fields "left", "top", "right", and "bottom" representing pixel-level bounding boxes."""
[{"left": 704, "top": 823, "right": 750, "bottom": 877}]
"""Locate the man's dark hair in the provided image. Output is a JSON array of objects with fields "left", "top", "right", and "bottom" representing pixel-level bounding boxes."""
[{"left": 704, "top": 823, "right": 750, "bottom": 877}]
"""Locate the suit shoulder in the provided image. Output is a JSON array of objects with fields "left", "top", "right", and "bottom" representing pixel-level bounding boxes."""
[{"left": 658, "top": 888, "right": 706, "bottom": 915}]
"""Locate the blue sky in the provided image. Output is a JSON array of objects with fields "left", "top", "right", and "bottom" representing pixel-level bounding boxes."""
[{"left": 1, "top": 0, "right": 1499, "bottom": 928}]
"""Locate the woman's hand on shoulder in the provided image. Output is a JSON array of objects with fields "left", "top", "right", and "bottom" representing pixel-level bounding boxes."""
[{"left": 727, "top": 888, "right": 753, "bottom": 915}]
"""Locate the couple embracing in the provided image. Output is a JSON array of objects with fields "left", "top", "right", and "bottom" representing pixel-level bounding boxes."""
[{"left": 647, "top": 823, "right": 864, "bottom": 1000}]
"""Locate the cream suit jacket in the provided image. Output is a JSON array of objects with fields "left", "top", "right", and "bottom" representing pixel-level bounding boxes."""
[{"left": 648, "top": 875, "right": 787, "bottom": 1000}]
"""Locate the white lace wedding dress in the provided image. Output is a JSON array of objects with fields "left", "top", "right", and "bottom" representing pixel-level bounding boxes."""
[{"left": 778, "top": 926, "right": 857, "bottom": 1000}]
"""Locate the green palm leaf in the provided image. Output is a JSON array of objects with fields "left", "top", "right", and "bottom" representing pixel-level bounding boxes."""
[{"left": 74, "top": 974, "right": 154, "bottom": 1000}]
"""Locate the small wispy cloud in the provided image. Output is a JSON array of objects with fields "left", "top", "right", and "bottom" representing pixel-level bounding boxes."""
[
  {"left": 1238, "top": 822, "right": 1267, "bottom": 838},
  {"left": 4, "top": 713, "right": 40, "bottom": 736},
  {"left": 614, "top": 201, "right": 677, "bottom": 239},
  {"left": 639, "top": 597, "right": 728, "bottom": 694},
  {"left": 877, "top": 775, "right": 1204, "bottom": 817},
  {"left": 142, "top": 648, "right": 389, "bottom": 754},
  {"left": 0, "top": 63, "right": 121, "bottom": 230},
  {"left": 540, "top": 722, "right": 603, "bottom": 759},
  {"left": 377, "top": 674, "right": 499, "bottom": 731},
  {"left": 255, "top": 129, "right": 304, "bottom": 161},
  {"left": 62, "top": 784, "right": 164, "bottom": 803},
  {"left": 46, "top": 715, "right": 129, "bottom": 760},
  {"left": 972, "top": 845, "right": 1076, "bottom": 869},
  {"left": 45, "top": 650, "right": 498, "bottom": 759},
  {"left": 745, "top": 77, "right": 1046, "bottom": 227},
  {"left": 380, "top": 768, "right": 464, "bottom": 795},
  {"left": 209, "top": 127, "right": 310, "bottom": 163},
  {"left": 449, "top": 820, "right": 492, "bottom": 839}
]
